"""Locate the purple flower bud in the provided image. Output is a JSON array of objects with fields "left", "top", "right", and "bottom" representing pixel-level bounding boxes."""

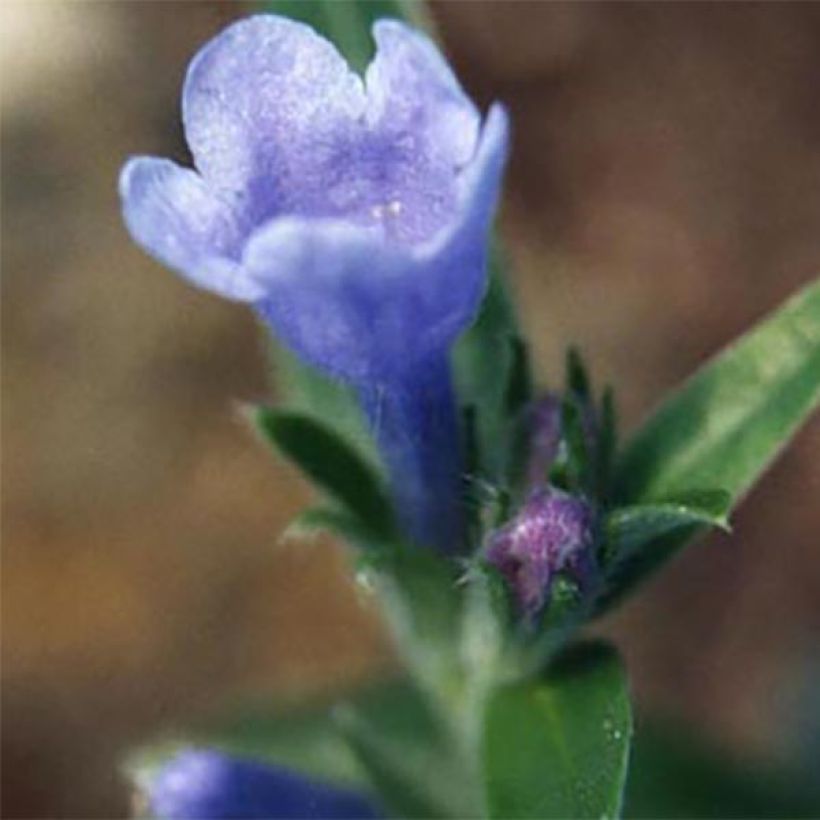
[
  {"left": 147, "top": 749, "right": 382, "bottom": 819},
  {"left": 118, "top": 15, "right": 509, "bottom": 551},
  {"left": 485, "top": 487, "right": 595, "bottom": 617}
]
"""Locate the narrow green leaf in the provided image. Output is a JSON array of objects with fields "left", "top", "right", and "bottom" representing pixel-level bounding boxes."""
[
  {"left": 566, "top": 346, "right": 591, "bottom": 402},
  {"left": 250, "top": 407, "right": 396, "bottom": 539},
  {"left": 195, "top": 697, "right": 367, "bottom": 789},
  {"left": 605, "top": 490, "right": 731, "bottom": 563},
  {"left": 483, "top": 641, "right": 633, "bottom": 820},
  {"left": 616, "top": 278, "right": 820, "bottom": 505},
  {"left": 596, "top": 491, "right": 731, "bottom": 612},
  {"left": 558, "top": 394, "right": 590, "bottom": 492},
  {"left": 285, "top": 506, "right": 392, "bottom": 551},
  {"left": 504, "top": 336, "right": 534, "bottom": 417},
  {"left": 453, "top": 248, "right": 525, "bottom": 481}
]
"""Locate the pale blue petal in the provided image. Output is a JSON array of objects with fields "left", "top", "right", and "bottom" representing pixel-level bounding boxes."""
[
  {"left": 119, "top": 157, "right": 260, "bottom": 301},
  {"left": 119, "top": 157, "right": 263, "bottom": 301},
  {"left": 421, "top": 103, "right": 510, "bottom": 342},
  {"left": 366, "top": 20, "right": 480, "bottom": 170},
  {"left": 182, "top": 15, "right": 365, "bottom": 196}
]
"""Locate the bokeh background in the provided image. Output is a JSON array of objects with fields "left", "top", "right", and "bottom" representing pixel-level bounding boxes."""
[{"left": 3, "top": 1, "right": 820, "bottom": 817}]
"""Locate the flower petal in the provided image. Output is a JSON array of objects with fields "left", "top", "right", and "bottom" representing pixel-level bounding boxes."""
[
  {"left": 119, "top": 157, "right": 262, "bottom": 301},
  {"left": 182, "top": 15, "right": 365, "bottom": 194},
  {"left": 417, "top": 103, "right": 511, "bottom": 342},
  {"left": 366, "top": 20, "right": 481, "bottom": 170},
  {"left": 244, "top": 106, "right": 509, "bottom": 383},
  {"left": 246, "top": 219, "right": 416, "bottom": 382}
]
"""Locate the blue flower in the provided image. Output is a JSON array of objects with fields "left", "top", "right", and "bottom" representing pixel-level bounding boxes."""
[
  {"left": 485, "top": 487, "right": 595, "bottom": 617},
  {"left": 147, "top": 749, "right": 382, "bottom": 820},
  {"left": 119, "top": 15, "right": 508, "bottom": 551}
]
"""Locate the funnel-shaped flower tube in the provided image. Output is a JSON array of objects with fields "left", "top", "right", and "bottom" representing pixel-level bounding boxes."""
[
  {"left": 147, "top": 749, "right": 382, "bottom": 819},
  {"left": 119, "top": 15, "right": 509, "bottom": 551}
]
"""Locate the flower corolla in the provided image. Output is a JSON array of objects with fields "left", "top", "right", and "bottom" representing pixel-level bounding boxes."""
[{"left": 119, "top": 14, "right": 508, "bottom": 384}]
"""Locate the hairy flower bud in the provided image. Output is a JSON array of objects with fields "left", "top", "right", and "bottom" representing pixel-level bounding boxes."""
[{"left": 485, "top": 486, "right": 595, "bottom": 617}]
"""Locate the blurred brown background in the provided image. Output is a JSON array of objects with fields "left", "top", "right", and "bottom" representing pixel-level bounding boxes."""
[{"left": 3, "top": 1, "right": 820, "bottom": 817}]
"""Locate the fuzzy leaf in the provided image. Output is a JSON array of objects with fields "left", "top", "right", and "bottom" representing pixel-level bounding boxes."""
[
  {"left": 250, "top": 407, "right": 396, "bottom": 539},
  {"left": 193, "top": 698, "right": 367, "bottom": 790},
  {"left": 566, "top": 346, "right": 591, "bottom": 402},
  {"left": 616, "top": 278, "right": 820, "bottom": 505},
  {"left": 504, "top": 336, "right": 534, "bottom": 417},
  {"left": 605, "top": 489, "right": 731, "bottom": 563},
  {"left": 595, "top": 490, "right": 731, "bottom": 612},
  {"left": 483, "top": 641, "right": 632, "bottom": 820},
  {"left": 285, "top": 506, "right": 392, "bottom": 551},
  {"left": 604, "top": 279, "right": 820, "bottom": 608}
]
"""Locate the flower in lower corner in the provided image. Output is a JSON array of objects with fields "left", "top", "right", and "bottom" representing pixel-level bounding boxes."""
[
  {"left": 119, "top": 14, "right": 509, "bottom": 552},
  {"left": 144, "top": 749, "right": 382, "bottom": 820}
]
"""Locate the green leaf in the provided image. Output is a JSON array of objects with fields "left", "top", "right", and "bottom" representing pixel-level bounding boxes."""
[
  {"left": 453, "top": 247, "right": 526, "bottom": 481},
  {"left": 265, "top": 0, "right": 433, "bottom": 72},
  {"left": 596, "top": 491, "right": 731, "bottom": 612},
  {"left": 483, "top": 641, "right": 633, "bottom": 820},
  {"left": 250, "top": 407, "right": 396, "bottom": 539},
  {"left": 504, "top": 336, "right": 534, "bottom": 418},
  {"left": 566, "top": 346, "right": 591, "bottom": 402},
  {"left": 285, "top": 506, "right": 393, "bottom": 552},
  {"left": 335, "top": 680, "right": 480, "bottom": 818},
  {"left": 559, "top": 394, "right": 591, "bottom": 492},
  {"left": 604, "top": 490, "right": 731, "bottom": 564},
  {"left": 194, "top": 696, "right": 368, "bottom": 789},
  {"left": 615, "top": 278, "right": 820, "bottom": 505}
]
